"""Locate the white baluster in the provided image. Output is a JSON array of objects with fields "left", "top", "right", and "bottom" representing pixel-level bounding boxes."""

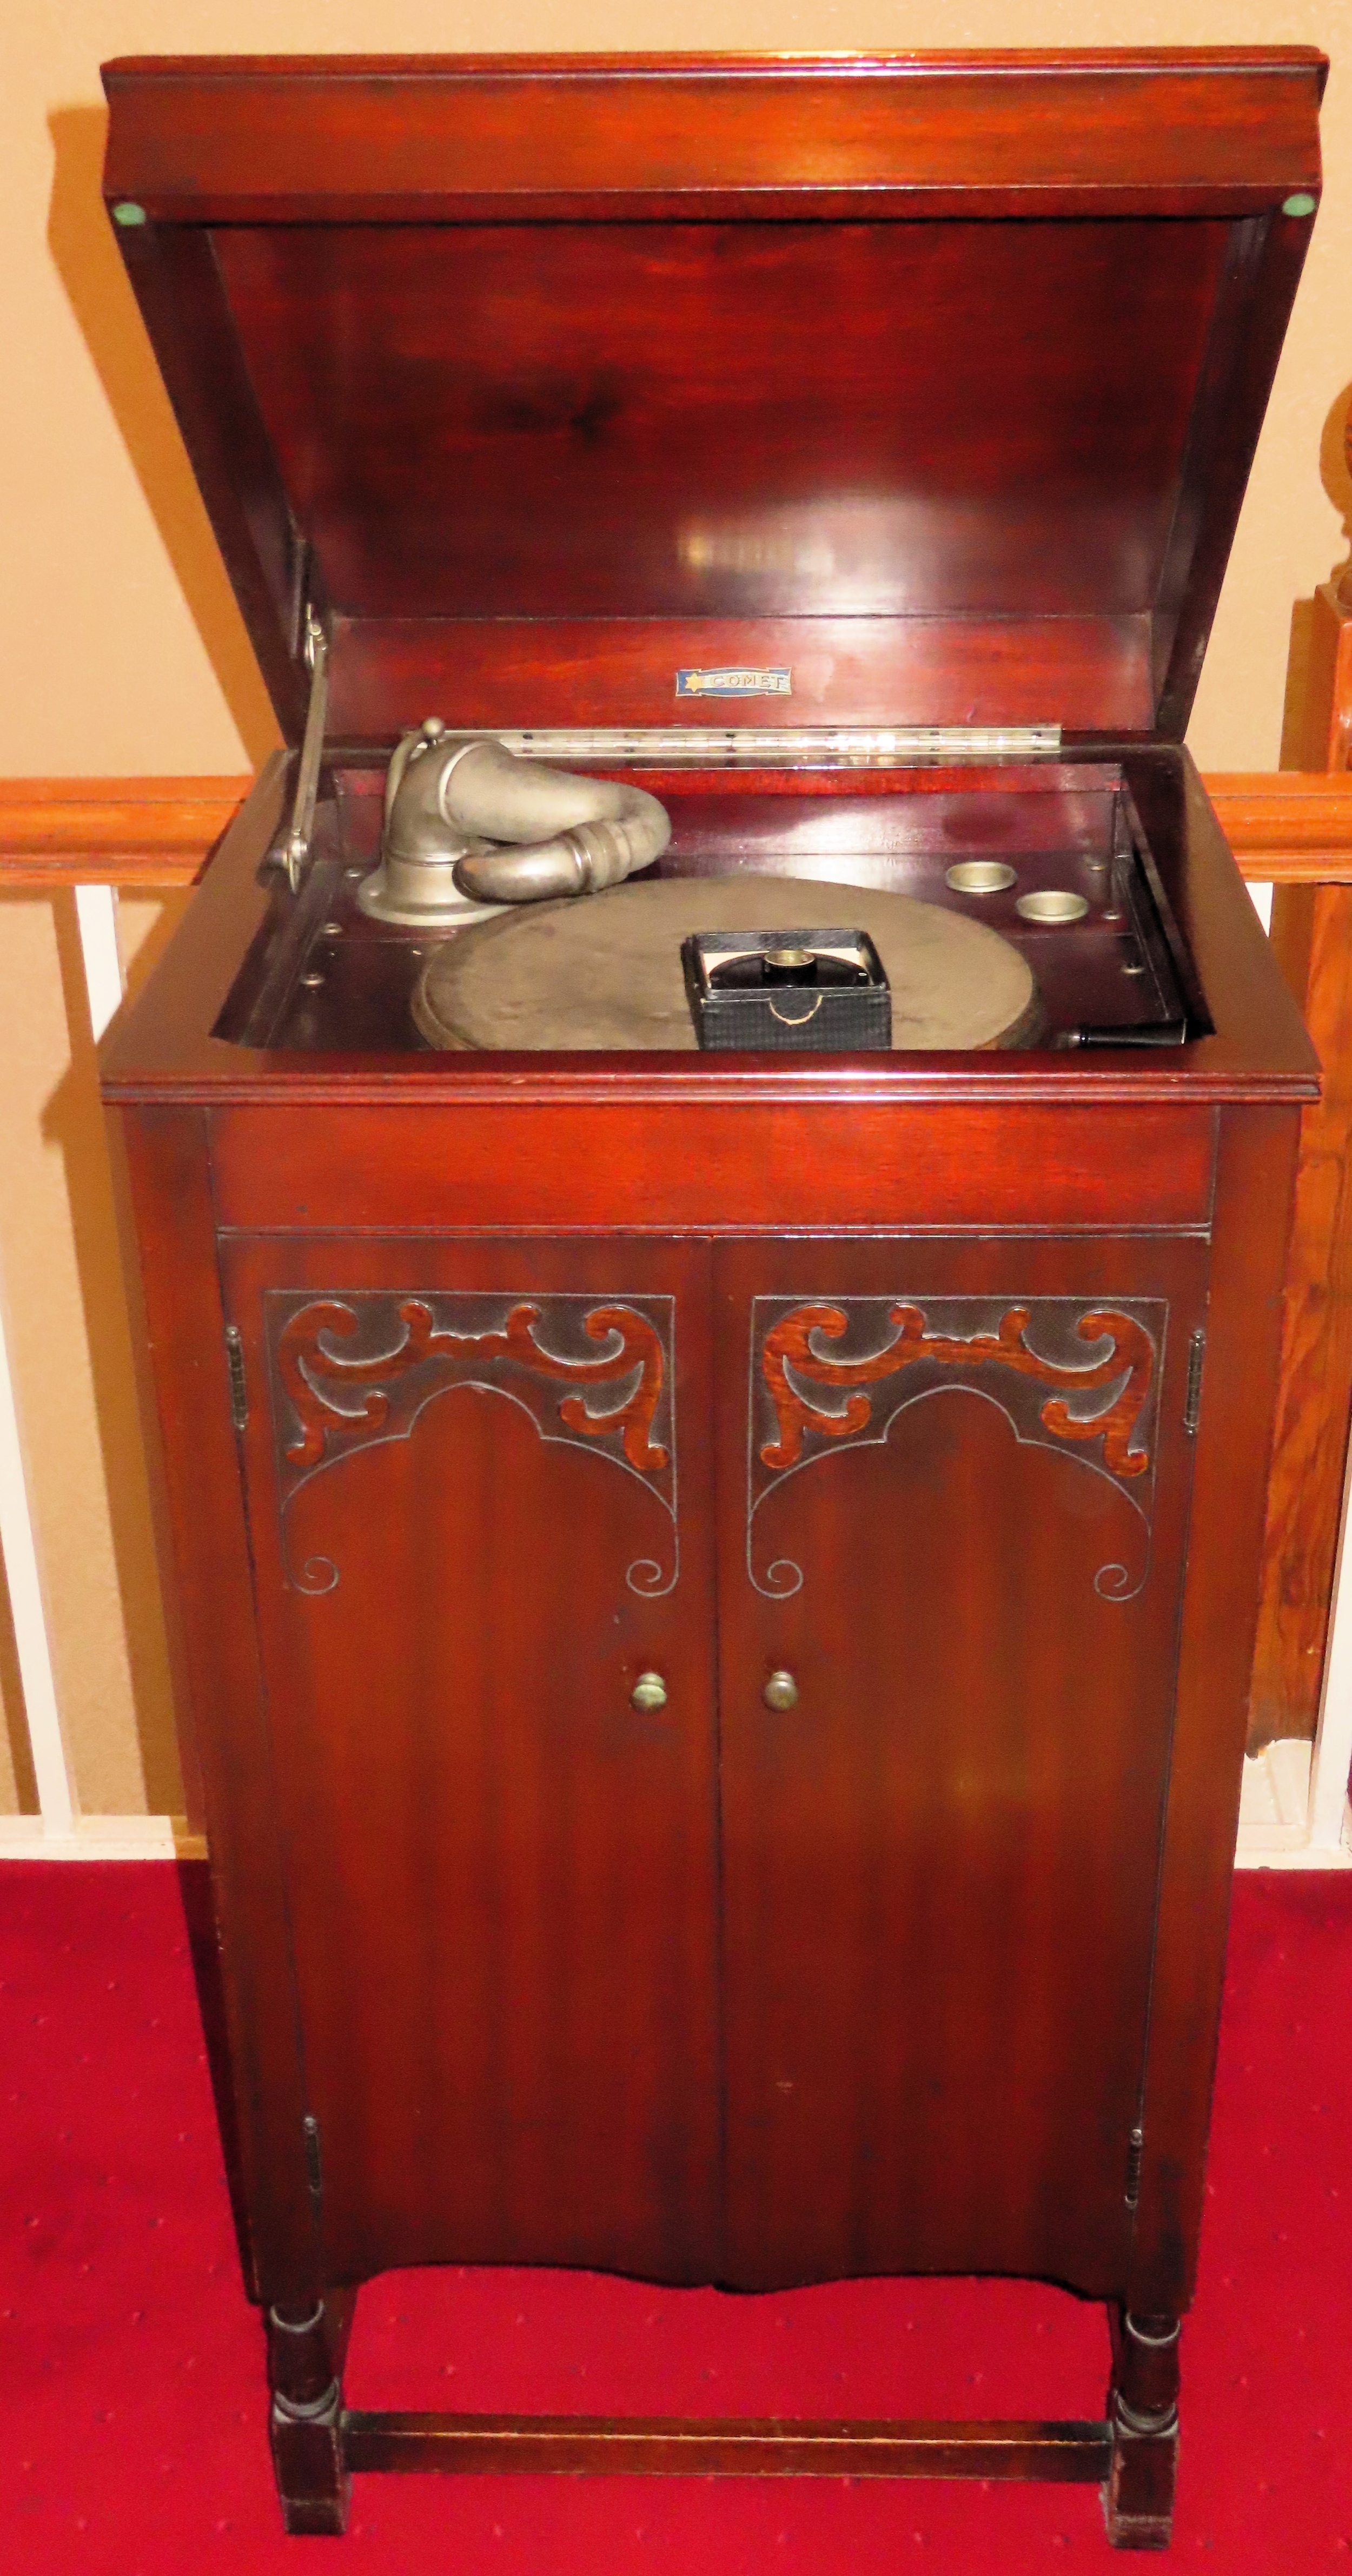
[{"left": 0, "top": 883, "right": 124, "bottom": 1844}]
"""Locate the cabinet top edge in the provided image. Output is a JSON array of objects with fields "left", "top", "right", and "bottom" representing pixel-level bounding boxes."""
[
  {"left": 101, "top": 1064, "right": 1317, "bottom": 1110},
  {"left": 101, "top": 48, "right": 1330, "bottom": 78}
]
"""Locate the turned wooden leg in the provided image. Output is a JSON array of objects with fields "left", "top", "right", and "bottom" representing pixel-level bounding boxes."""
[
  {"left": 267, "top": 2292, "right": 355, "bottom": 2535},
  {"left": 1104, "top": 2308, "right": 1181, "bottom": 2549}
]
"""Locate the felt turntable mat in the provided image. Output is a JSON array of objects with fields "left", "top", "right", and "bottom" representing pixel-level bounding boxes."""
[{"left": 413, "top": 875, "right": 1040, "bottom": 1053}]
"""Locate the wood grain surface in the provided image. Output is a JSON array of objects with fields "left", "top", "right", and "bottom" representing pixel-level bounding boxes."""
[
  {"left": 100, "top": 52, "right": 1322, "bottom": 748},
  {"left": 1251, "top": 573, "right": 1352, "bottom": 1742},
  {"left": 223, "top": 1236, "right": 720, "bottom": 2291},
  {"left": 716, "top": 1237, "right": 1206, "bottom": 2299},
  {"left": 63, "top": 47, "right": 1340, "bottom": 2537},
  {"left": 340, "top": 2412, "right": 1114, "bottom": 2480},
  {"left": 1129, "top": 1107, "right": 1300, "bottom": 2303},
  {"left": 101, "top": 50, "right": 1326, "bottom": 220},
  {"left": 12, "top": 759, "right": 1341, "bottom": 1747},
  {"left": 115, "top": 1110, "right": 321, "bottom": 2301}
]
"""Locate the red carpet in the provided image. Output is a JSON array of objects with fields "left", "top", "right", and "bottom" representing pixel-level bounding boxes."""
[{"left": 3, "top": 1862, "right": 1350, "bottom": 2570}]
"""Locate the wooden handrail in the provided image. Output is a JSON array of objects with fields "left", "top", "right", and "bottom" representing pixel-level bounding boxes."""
[
  {"left": 3, "top": 771, "right": 1352, "bottom": 890},
  {"left": 0, "top": 778, "right": 252, "bottom": 888},
  {"left": 1207, "top": 774, "right": 1352, "bottom": 877}
]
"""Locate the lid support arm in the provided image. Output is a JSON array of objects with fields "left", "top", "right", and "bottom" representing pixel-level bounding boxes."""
[{"left": 281, "top": 612, "right": 330, "bottom": 894}]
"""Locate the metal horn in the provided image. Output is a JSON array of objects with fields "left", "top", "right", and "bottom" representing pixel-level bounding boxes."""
[{"left": 358, "top": 723, "right": 672, "bottom": 927}]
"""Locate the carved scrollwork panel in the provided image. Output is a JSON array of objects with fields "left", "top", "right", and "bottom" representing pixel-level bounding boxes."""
[
  {"left": 264, "top": 1290, "right": 677, "bottom": 1598},
  {"left": 748, "top": 1294, "right": 1165, "bottom": 1603}
]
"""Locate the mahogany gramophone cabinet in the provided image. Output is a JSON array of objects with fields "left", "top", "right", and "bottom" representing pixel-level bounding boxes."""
[{"left": 100, "top": 50, "right": 1325, "bottom": 2547}]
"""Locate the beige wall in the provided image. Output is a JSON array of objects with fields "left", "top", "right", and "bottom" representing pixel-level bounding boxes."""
[{"left": 1, "top": 4, "right": 1349, "bottom": 1812}]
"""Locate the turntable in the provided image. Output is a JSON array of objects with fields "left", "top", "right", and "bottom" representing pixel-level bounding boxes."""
[{"left": 100, "top": 50, "right": 1323, "bottom": 2546}]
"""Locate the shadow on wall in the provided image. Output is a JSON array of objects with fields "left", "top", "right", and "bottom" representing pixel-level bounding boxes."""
[
  {"left": 0, "top": 883, "right": 202, "bottom": 1817},
  {"left": 47, "top": 103, "right": 280, "bottom": 773},
  {"left": 13, "top": 103, "right": 276, "bottom": 1817},
  {"left": 42, "top": 892, "right": 192, "bottom": 1816},
  {"left": 1281, "top": 380, "right": 1352, "bottom": 767}
]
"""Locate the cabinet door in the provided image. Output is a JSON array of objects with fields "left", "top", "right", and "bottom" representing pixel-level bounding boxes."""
[
  {"left": 221, "top": 1236, "right": 719, "bottom": 2289},
  {"left": 715, "top": 1236, "right": 1207, "bottom": 2297}
]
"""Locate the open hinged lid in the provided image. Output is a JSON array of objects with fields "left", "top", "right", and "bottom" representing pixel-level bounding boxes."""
[{"left": 102, "top": 50, "right": 1324, "bottom": 750}]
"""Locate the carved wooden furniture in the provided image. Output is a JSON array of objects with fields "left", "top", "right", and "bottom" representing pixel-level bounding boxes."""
[
  {"left": 1253, "top": 495, "right": 1352, "bottom": 1748},
  {"left": 100, "top": 50, "right": 1324, "bottom": 2550}
]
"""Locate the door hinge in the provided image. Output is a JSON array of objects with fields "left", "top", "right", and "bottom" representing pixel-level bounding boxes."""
[
  {"left": 303, "top": 2112, "right": 323, "bottom": 2212},
  {"left": 225, "top": 1325, "right": 248, "bottom": 1434},
  {"left": 1125, "top": 2124, "right": 1144, "bottom": 2209},
  {"left": 1184, "top": 1329, "right": 1205, "bottom": 1436}
]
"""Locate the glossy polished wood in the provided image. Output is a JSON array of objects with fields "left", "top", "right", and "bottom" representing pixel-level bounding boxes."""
[
  {"left": 211, "top": 217, "right": 1225, "bottom": 628},
  {"left": 324, "top": 611, "right": 1158, "bottom": 738},
  {"left": 97, "top": 49, "right": 1322, "bottom": 2546},
  {"left": 115, "top": 1110, "right": 319, "bottom": 2298},
  {"left": 269, "top": 2294, "right": 353, "bottom": 2535},
  {"left": 103, "top": 53, "right": 1324, "bottom": 747},
  {"left": 95, "top": 765, "right": 1314, "bottom": 2550},
  {"left": 223, "top": 1235, "right": 720, "bottom": 2289},
  {"left": 1254, "top": 884, "right": 1352, "bottom": 1742},
  {"left": 717, "top": 1236, "right": 1206, "bottom": 2299},
  {"left": 1105, "top": 2310, "right": 1181, "bottom": 2547},
  {"left": 1128, "top": 1110, "right": 1299, "bottom": 2312},
  {"left": 1252, "top": 566, "right": 1352, "bottom": 1742},
  {"left": 1301, "top": 574, "right": 1352, "bottom": 773},
  {"left": 206, "top": 1096, "right": 1218, "bottom": 1232},
  {"left": 1210, "top": 771, "right": 1352, "bottom": 879},
  {"left": 0, "top": 776, "right": 250, "bottom": 887},
  {"left": 342, "top": 2413, "right": 1114, "bottom": 2479},
  {"left": 102, "top": 50, "right": 1325, "bottom": 220},
  {"left": 100, "top": 750, "right": 1316, "bottom": 1107},
  {"left": 111, "top": 963, "right": 1301, "bottom": 2537},
  {"left": 21, "top": 757, "right": 1352, "bottom": 1781}
]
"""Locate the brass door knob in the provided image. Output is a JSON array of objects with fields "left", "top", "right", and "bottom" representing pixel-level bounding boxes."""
[
  {"left": 631, "top": 1672, "right": 668, "bottom": 1714},
  {"left": 763, "top": 1670, "right": 799, "bottom": 1712}
]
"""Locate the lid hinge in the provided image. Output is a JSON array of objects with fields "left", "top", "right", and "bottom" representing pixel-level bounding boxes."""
[{"left": 274, "top": 607, "right": 329, "bottom": 894}]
